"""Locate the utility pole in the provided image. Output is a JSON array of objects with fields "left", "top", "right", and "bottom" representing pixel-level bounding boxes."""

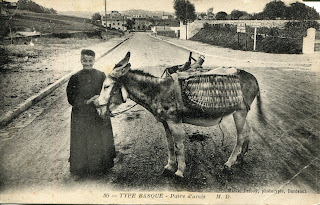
[
  {"left": 186, "top": 20, "right": 187, "bottom": 40},
  {"left": 123, "top": 15, "right": 124, "bottom": 31},
  {"left": 105, "top": 0, "right": 107, "bottom": 32},
  {"left": 185, "top": 0, "right": 188, "bottom": 40},
  {"left": 163, "top": 12, "right": 165, "bottom": 30},
  {"left": 253, "top": 27, "right": 257, "bottom": 51}
]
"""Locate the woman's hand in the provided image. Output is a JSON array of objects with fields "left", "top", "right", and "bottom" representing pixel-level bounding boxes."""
[{"left": 86, "top": 95, "right": 100, "bottom": 104}]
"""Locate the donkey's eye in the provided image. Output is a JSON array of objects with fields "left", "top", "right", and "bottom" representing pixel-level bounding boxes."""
[{"left": 104, "top": 86, "right": 109, "bottom": 89}]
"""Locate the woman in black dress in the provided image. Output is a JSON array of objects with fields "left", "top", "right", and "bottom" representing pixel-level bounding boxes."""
[{"left": 66, "top": 49, "right": 115, "bottom": 178}]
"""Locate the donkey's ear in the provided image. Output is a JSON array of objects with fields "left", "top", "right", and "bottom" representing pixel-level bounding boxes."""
[
  {"left": 114, "top": 52, "right": 130, "bottom": 69},
  {"left": 109, "top": 63, "right": 131, "bottom": 78}
]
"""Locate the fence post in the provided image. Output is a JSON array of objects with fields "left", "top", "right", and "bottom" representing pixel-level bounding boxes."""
[
  {"left": 245, "top": 23, "right": 247, "bottom": 50},
  {"left": 303, "top": 28, "right": 316, "bottom": 54},
  {"left": 253, "top": 27, "right": 257, "bottom": 51}
]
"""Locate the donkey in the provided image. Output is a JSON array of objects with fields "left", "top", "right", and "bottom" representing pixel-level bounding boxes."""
[{"left": 95, "top": 52, "right": 263, "bottom": 179}]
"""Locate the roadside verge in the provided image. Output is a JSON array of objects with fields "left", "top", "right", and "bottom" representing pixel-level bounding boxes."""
[
  {"left": 0, "top": 37, "right": 130, "bottom": 128},
  {"left": 150, "top": 34, "right": 319, "bottom": 69}
]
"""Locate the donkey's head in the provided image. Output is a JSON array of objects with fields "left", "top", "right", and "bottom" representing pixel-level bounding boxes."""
[{"left": 95, "top": 52, "right": 131, "bottom": 119}]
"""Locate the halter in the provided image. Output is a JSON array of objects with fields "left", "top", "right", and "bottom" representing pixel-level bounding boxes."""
[
  {"left": 96, "top": 82, "right": 137, "bottom": 117},
  {"left": 110, "top": 103, "right": 138, "bottom": 117},
  {"left": 96, "top": 103, "right": 109, "bottom": 108}
]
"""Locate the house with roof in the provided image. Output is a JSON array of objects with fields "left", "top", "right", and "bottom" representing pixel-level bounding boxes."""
[
  {"left": 131, "top": 17, "right": 153, "bottom": 31},
  {"left": 0, "top": 0, "right": 17, "bottom": 9},
  {"left": 162, "top": 14, "right": 174, "bottom": 20},
  {"left": 102, "top": 11, "right": 127, "bottom": 31},
  {"left": 205, "top": 12, "right": 215, "bottom": 20}
]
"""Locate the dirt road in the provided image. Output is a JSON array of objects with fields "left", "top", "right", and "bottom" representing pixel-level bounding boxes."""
[{"left": 0, "top": 33, "right": 319, "bottom": 202}]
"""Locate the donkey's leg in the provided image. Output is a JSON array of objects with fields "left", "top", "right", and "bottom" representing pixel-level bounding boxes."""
[
  {"left": 167, "top": 121, "right": 186, "bottom": 178},
  {"left": 162, "top": 121, "right": 176, "bottom": 174},
  {"left": 237, "top": 120, "right": 251, "bottom": 163},
  {"left": 225, "top": 109, "right": 250, "bottom": 168}
]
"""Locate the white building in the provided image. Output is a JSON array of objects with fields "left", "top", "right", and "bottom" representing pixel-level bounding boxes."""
[
  {"left": 102, "top": 11, "right": 127, "bottom": 31},
  {"left": 162, "top": 15, "right": 174, "bottom": 20}
]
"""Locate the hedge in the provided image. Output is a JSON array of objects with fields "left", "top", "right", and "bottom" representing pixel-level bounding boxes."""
[
  {"left": 157, "top": 30, "right": 176, "bottom": 38},
  {"left": 190, "top": 21, "right": 318, "bottom": 54}
]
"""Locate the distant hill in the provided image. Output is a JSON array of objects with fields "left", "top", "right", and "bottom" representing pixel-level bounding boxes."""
[
  {"left": 121, "top": 9, "right": 175, "bottom": 17},
  {"left": 58, "top": 11, "right": 93, "bottom": 19},
  {"left": 59, "top": 9, "right": 174, "bottom": 19}
]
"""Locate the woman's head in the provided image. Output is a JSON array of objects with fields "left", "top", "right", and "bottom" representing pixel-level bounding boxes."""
[{"left": 81, "top": 49, "right": 95, "bottom": 70}]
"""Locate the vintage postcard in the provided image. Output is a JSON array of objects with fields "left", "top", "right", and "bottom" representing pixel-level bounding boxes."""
[{"left": 0, "top": 0, "right": 319, "bottom": 204}]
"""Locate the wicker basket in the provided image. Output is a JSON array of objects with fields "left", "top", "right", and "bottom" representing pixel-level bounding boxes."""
[{"left": 180, "top": 74, "right": 243, "bottom": 114}]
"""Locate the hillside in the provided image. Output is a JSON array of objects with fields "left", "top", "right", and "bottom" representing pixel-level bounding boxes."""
[
  {"left": 2, "top": 9, "right": 100, "bottom": 38},
  {"left": 58, "top": 11, "right": 95, "bottom": 19}
]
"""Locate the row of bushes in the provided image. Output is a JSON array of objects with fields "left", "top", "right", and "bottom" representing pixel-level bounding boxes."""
[
  {"left": 1, "top": 29, "right": 125, "bottom": 46},
  {"left": 50, "top": 30, "right": 105, "bottom": 39},
  {"left": 157, "top": 30, "right": 177, "bottom": 38},
  {"left": 17, "top": 0, "right": 57, "bottom": 14},
  {"left": 190, "top": 21, "right": 318, "bottom": 54},
  {"left": 0, "top": 47, "right": 11, "bottom": 71}
]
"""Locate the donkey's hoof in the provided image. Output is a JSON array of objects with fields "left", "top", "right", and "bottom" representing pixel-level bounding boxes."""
[
  {"left": 235, "top": 156, "right": 244, "bottom": 165},
  {"left": 222, "top": 165, "right": 232, "bottom": 175},
  {"left": 174, "top": 174, "right": 186, "bottom": 184},
  {"left": 216, "top": 173, "right": 227, "bottom": 185},
  {"left": 161, "top": 169, "right": 175, "bottom": 178}
]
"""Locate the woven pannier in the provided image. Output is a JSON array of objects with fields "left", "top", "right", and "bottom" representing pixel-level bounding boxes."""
[{"left": 180, "top": 74, "right": 243, "bottom": 114}]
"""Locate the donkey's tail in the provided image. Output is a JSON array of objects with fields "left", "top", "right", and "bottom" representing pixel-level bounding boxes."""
[{"left": 256, "top": 88, "right": 266, "bottom": 124}]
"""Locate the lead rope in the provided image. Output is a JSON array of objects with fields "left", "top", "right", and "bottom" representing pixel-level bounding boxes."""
[
  {"left": 110, "top": 103, "right": 138, "bottom": 117},
  {"left": 161, "top": 68, "right": 169, "bottom": 78}
]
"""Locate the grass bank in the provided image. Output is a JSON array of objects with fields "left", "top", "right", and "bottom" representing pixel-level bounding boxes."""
[{"left": 190, "top": 21, "right": 318, "bottom": 54}]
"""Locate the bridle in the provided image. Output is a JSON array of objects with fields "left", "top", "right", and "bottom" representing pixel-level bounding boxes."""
[
  {"left": 96, "top": 81, "right": 123, "bottom": 107},
  {"left": 96, "top": 82, "right": 137, "bottom": 117},
  {"left": 96, "top": 103, "right": 109, "bottom": 108},
  {"left": 109, "top": 103, "right": 138, "bottom": 117}
]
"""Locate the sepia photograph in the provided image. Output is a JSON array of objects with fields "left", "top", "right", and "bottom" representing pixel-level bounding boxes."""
[{"left": 0, "top": 0, "right": 319, "bottom": 204}]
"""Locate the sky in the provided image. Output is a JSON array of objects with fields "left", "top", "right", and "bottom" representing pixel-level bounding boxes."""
[{"left": 6, "top": 0, "right": 320, "bottom": 14}]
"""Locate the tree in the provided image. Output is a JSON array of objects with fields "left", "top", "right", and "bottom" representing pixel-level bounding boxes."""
[
  {"left": 91, "top": 13, "right": 102, "bottom": 22},
  {"left": 251, "top": 12, "right": 264, "bottom": 20},
  {"left": 17, "top": 0, "right": 56, "bottom": 14},
  {"left": 215, "top": 11, "right": 227, "bottom": 20},
  {"left": 287, "top": 2, "right": 320, "bottom": 20},
  {"left": 261, "top": 0, "right": 288, "bottom": 20},
  {"left": 49, "top": 8, "right": 57, "bottom": 14},
  {"left": 199, "top": 12, "right": 206, "bottom": 19},
  {"left": 207, "top": 7, "right": 213, "bottom": 14},
  {"left": 239, "top": 13, "right": 252, "bottom": 20},
  {"left": 173, "top": 0, "right": 197, "bottom": 24},
  {"left": 126, "top": 19, "right": 135, "bottom": 30},
  {"left": 230, "top": 10, "right": 247, "bottom": 20}
]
